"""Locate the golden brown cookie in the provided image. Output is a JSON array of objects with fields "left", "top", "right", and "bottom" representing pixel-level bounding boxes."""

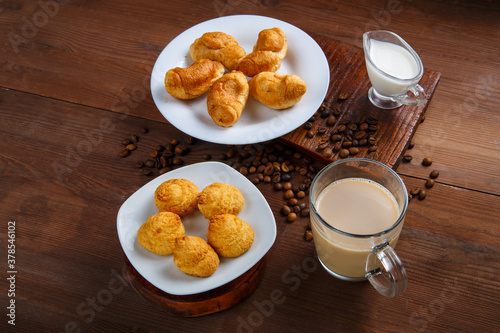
[
  {"left": 137, "top": 212, "right": 185, "bottom": 255},
  {"left": 154, "top": 179, "right": 199, "bottom": 216},
  {"left": 207, "top": 214, "right": 255, "bottom": 257},
  {"left": 197, "top": 182, "right": 244, "bottom": 219},
  {"left": 173, "top": 236, "right": 220, "bottom": 277}
]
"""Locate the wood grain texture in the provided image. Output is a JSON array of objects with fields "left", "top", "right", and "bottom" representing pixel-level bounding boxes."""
[{"left": 0, "top": 0, "right": 499, "bottom": 332}]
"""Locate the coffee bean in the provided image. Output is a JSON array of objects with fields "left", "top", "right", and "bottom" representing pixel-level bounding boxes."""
[
  {"left": 422, "top": 157, "right": 433, "bottom": 166},
  {"left": 366, "top": 117, "right": 378, "bottom": 125},
  {"left": 264, "top": 164, "right": 274, "bottom": 176},
  {"left": 117, "top": 147, "right": 130, "bottom": 158},
  {"left": 140, "top": 127, "right": 149, "bottom": 134},
  {"left": 264, "top": 176, "right": 271, "bottom": 183},
  {"left": 274, "top": 183, "right": 283, "bottom": 191},
  {"left": 130, "top": 134, "right": 139, "bottom": 143},
  {"left": 425, "top": 179, "right": 435, "bottom": 188},
  {"left": 144, "top": 159, "right": 155, "bottom": 168},
  {"left": 306, "top": 130, "right": 314, "bottom": 138},
  {"left": 354, "top": 131, "right": 366, "bottom": 140},
  {"left": 410, "top": 187, "right": 421, "bottom": 196},
  {"left": 251, "top": 177, "right": 260, "bottom": 184},
  {"left": 368, "top": 152, "right": 379, "bottom": 161},
  {"left": 126, "top": 144, "right": 137, "bottom": 151},
  {"left": 122, "top": 138, "right": 132, "bottom": 146},
  {"left": 301, "top": 208, "right": 310, "bottom": 217},
  {"left": 408, "top": 141, "right": 415, "bottom": 149},
  {"left": 150, "top": 150, "right": 159, "bottom": 158},
  {"left": 240, "top": 166, "right": 248, "bottom": 176},
  {"left": 296, "top": 191, "right": 306, "bottom": 199},
  {"left": 142, "top": 168, "right": 152, "bottom": 176},
  {"left": 289, "top": 198, "right": 299, "bottom": 206},
  {"left": 337, "top": 124, "right": 346, "bottom": 132},
  {"left": 286, "top": 212, "right": 297, "bottom": 222},
  {"left": 171, "top": 139, "right": 179, "bottom": 146},
  {"left": 159, "top": 167, "right": 171, "bottom": 174},
  {"left": 283, "top": 182, "right": 293, "bottom": 191},
  {"left": 281, "top": 173, "right": 291, "bottom": 182},
  {"left": 135, "top": 161, "right": 144, "bottom": 168},
  {"left": 342, "top": 141, "right": 352, "bottom": 148},
  {"left": 317, "top": 127, "right": 327, "bottom": 135},
  {"left": 293, "top": 206, "right": 301, "bottom": 214},
  {"left": 326, "top": 115, "right": 337, "bottom": 125},
  {"left": 172, "top": 157, "right": 184, "bottom": 165},
  {"left": 203, "top": 154, "right": 212, "bottom": 160},
  {"left": 403, "top": 155, "right": 413, "bottom": 163},
  {"left": 187, "top": 136, "right": 196, "bottom": 144},
  {"left": 418, "top": 190, "right": 427, "bottom": 200},
  {"left": 304, "top": 230, "right": 313, "bottom": 241},
  {"left": 284, "top": 190, "right": 295, "bottom": 199},
  {"left": 339, "top": 149, "right": 350, "bottom": 158},
  {"left": 430, "top": 170, "right": 440, "bottom": 179},
  {"left": 320, "top": 109, "right": 331, "bottom": 119},
  {"left": 175, "top": 145, "right": 188, "bottom": 155},
  {"left": 318, "top": 141, "right": 329, "bottom": 150},
  {"left": 368, "top": 145, "right": 378, "bottom": 152},
  {"left": 348, "top": 147, "right": 360, "bottom": 155},
  {"left": 257, "top": 173, "right": 264, "bottom": 181},
  {"left": 338, "top": 93, "right": 349, "bottom": 100},
  {"left": 331, "top": 134, "right": 342, "bottom": 142},
  {"left": 359, "top": 123, "right": 369, "bottom": 131},
  {"left": 281, "top": 205, "right": 292, "bottom": 215}
]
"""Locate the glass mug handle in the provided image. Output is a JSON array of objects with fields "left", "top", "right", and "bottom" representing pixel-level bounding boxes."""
[
  {"left": 396, "top": 83, "right": 426, "bottom": 107},
  {"left": 365, "top": 242, "right": 408, "bottom": 298}
]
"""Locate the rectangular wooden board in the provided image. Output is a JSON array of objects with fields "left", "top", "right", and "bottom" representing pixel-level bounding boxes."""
[{"left": 279, "top": 33, "right": 441, "bottom": 169}]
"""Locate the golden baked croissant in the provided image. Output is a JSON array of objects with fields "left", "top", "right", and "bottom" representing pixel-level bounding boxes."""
[
  {"left": 207, "top": 71, "right": 249, "bottom": 127},
  {"left": 164, "top": 59, "right": 224, "bottom": 100},
  {"left": 238, "top": 27, "right": 288, "bottom": 77},
  {"left": 249, "top": 72, "right": 307, "bottom": 110},
  {"left": 189, "top": 32, "right": 246, "bottom": 71}
]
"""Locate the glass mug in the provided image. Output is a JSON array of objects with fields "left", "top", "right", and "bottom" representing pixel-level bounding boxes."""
[
  {"left": 363, "top": 30, "right": 426, "bottom": 109},
  {"left": 309, "top": 158, "right": 408, "bottom": 298}
]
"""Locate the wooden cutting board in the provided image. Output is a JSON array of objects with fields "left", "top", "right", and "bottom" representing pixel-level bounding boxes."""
[{"left": 279, "top": 33, "right": 441, "bottom": 169}]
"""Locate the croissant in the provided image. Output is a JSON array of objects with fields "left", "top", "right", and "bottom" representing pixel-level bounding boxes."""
[
  {"left": 189, "top": 32, "right": 246, "bottom": 71},
  {"left": 207, "top": 71, "right": 249, "bottom": 127},
  {"left": 249, "top": 72, "right": 307, "bottom": 110},
  {"left": 164, "top": 59, "right": 224, "bottom": 100},
  {"left": 238, "top": 27, "right": 288, "bottom": 77}
]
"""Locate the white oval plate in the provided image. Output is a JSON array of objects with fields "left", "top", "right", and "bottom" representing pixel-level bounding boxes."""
[
  {"left": 150, "top": 15, "right": 330, "bottom": 145},
  {"left": 116, "top": 162, "right": 277, "bottom": 295}
]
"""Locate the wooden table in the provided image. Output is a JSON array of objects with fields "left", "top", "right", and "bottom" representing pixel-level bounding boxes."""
[{"left": 1, "top": 1, "right": 499, "bottom": 332}]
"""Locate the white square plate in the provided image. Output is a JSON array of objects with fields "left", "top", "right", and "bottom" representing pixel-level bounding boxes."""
[{"left": 116, "top": 162, "right": 277, "bottom": 295}]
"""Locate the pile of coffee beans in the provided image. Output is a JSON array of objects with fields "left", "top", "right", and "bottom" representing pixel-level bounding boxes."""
[{"left": 304, "top": 99, "right": 381, "bottom": 161}]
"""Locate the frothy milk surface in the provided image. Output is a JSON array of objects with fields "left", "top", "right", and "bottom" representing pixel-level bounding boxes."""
[
  {"left": 316, "top": 178, "right": 399, "bottom": 235},
  {"left": 369, "top": 40, "right": 418, "bottom": 79}
]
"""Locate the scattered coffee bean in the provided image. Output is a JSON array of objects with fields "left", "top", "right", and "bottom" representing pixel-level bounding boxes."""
[
  {"left": 296, "top": 191, "right": 306, "bottom": 199},
  {"left": 338, "top": 93, "right": 349, "bottom": 100},
  {"left": 144, "top": 159, "right": 155, "bottom": 168},
  {"left": 339, "top": 149, "right": 350, "bottom": 158},
  {"left": 175, "top": 145, "right": 189, "bottom": 155},
  {"left": 286, "top": 212, "right": 297, "bottom": 222},
  {"left": 289, "top": 198, "right": 299, "bottom": 206},
  {"left": 126, "top": 144, "right": 137, "bottom": 151},
  {"left": 425, "top": 179, "right": 435, "bottom": 188},
  {"left": 251, "top": 177, "right": 260, "bottom": 184},
  {"left": 304, "top": 230, "right": 313, "bottom": 241},
  {"left": 140, "top": 127, "right": 149, "bottom": 134},
  {"left": 430, "top": 170, "right": 440, "bottom": 179},
  {"left": 403, "top": 155, "right": 413, "bottom": 163},
  {"left": 284, "top": 182, "right": 293, "bottom": 191},
  {"left": 408, "top": 141, "right": 415, "bottom": 149},
  {"left": 172, "top": 157, "right": 184, "bottom": 165},
  {"left": 306, "top": 130, "right": 314, "bottom": 138},
  {"left": 130, "top": 134, "right": 139, "bottom": 143},
  {"left": 301, "top": 208, "right": 310, "bottom": 217},
  {"left": 326, "top": 115, "right": 337, "bottom": 125},
  {"left": 418, "top": 189, "right": 427, "bottom": 200},
  {"left": 142, "top": 168, "right": 152, "bottom": 176},
  {"left": 422, "top": 157, "right": 433, "bottom": 166},
  {"left": 274, "top": 183, "right": 283, "bottom": 191},
  {"left": 117, "top": 147, "right": 130, "bottom": 158},
  {"left": 410, "top": 187, "right": 421, "bottom": 196},
  {"left": 203, "top": 154, "right": 212, "bottom": 160},
  {"left": 159, "top": 167, "right": 171, "bottom": 174},
  {"left": 322, "top": 147, "right": 333, "bottom": 158},
  {"left": 149, "top": 150, "right": 158, "bottom": 158},
  {"left": 284, "top": 190, "right": 295, "bottom": 199},
  {"left": 348, "top": 147, "right": 360, "bottom": 155},
  {"left": 122, "top": 138, "right": 131, "bottom": 146}
]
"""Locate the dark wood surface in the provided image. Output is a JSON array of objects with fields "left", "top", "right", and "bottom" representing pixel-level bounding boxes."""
[{"left": 1, "top": 1, "right": 499, "bottom": 332}]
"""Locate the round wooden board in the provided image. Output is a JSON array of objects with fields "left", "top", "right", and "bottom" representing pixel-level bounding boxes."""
[{"left": 124, "top": 254, "right": 268, "bottom": 317}]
